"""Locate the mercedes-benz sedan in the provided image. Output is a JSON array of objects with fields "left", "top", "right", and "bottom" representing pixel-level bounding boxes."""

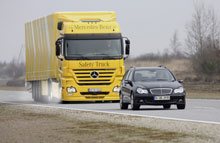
[{"left": 120, "top": 66, "right": 186, "bottom": 110}]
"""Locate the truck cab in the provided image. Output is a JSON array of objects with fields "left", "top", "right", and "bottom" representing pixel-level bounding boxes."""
[{"left": 55, "top": 12, "right": 130, "bottom": 101}]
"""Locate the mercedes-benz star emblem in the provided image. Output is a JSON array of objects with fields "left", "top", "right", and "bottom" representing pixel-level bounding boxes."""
[{"left": 91, "top": 71, "right": 99, "bottom": 79}]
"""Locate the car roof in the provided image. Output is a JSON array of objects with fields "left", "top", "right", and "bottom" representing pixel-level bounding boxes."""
[{"left": 129, "top": 66, "right": 167, "bottom": 70}]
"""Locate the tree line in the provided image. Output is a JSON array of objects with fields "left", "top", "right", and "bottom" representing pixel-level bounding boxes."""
[
  {"left": 0, "top": 59, "right": 25, "bottom": 80},
  {"left": 132, "top": 3, "right": 220, "bottom": 77}
]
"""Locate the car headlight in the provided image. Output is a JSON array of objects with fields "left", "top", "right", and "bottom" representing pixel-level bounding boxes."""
[
  {"left": 174, "top": 87, "right": 184, "bottom": 93},
  {"left": 136, "top": 88, "right": 148, "bottom": 94},
  {"left": 113, "top": 86, "right": 120, "bottom": 92},
  {"left": 66, "top": 87, "right": 77, "bottom": 93}
]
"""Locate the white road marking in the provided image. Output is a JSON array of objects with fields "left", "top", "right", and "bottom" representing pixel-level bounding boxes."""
[
  {"left": 1, "top": 101, "right": 220, "bottom": 125},
  {"left": 194, "top": 106, "right": 217, "bottom": 110}
]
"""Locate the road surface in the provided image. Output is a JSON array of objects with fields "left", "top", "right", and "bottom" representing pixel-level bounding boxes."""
[{"left": 0, "top": 90, "right": 220, "bottom": 124}]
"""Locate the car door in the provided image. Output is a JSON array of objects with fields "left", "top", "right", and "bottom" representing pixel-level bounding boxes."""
[
  {"left": 123, "top": 69, "right": 134, "bottom": 100},
  {"left": 121, "top": 70, "right": 130, "bottom": 97}
]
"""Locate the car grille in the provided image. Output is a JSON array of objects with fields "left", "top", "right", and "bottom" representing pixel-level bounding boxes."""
[
  {"left": 150, "top": 88, "right": 173, "bottom": 95},
  {"left": 73, "top": 69, "right": 115, "bottom": 86}
]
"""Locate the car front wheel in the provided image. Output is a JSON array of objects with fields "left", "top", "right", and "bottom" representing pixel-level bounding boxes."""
[
  {"left": 130, "top": 93, "right": 140, "bottom": 110},
  {"left": 177, "top": 104, "right": 185, "bottom": 110},
  {"left": 120, "top": 94, "right": 128, "bottom": 110},
  {"left": 163, "top": 104, "right": 171, "bottom": 109}
]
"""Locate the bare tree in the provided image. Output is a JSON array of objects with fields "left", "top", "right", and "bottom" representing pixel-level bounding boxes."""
[
  {"left": 185, "top": 3, "right": 220, "bottom": 76},
  {"left": 169, "top": 30, "right": 182, "bottom": 58}
]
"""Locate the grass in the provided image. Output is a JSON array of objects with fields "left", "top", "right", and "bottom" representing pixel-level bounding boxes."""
[
  {"left": 0, "top": 104, "right": 207, "bottom": 143},
  {"left": 58, "top": 120, "right": 192, "bottom": 143}
]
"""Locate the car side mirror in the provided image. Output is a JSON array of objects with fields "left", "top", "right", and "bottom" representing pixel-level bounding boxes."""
[
  {"left": 125, "top": 80, "right": 133, "bottom": 86},
  {"left": 178, "top": 79, "right": 183, "bottom": 83}
]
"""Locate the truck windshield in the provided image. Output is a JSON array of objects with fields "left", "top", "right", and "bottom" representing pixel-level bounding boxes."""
[{"left": 65, "top": 39, "right": 122, "bottom": 60}]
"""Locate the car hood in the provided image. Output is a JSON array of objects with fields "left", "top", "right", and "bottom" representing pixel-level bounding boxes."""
[{"left": 134, "top": 81, "right": 182, "bottom": 89}]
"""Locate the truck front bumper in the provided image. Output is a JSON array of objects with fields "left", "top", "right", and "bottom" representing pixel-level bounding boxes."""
[{"left": 61, "top": 79, "right": 121, "bottom": 101}]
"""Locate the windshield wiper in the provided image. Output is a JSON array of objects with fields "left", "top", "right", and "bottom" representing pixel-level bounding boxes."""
[
  {"left": 94, "top": 54, "right": 121, "bottom": 59},
  {"left": 101, "top": 56, "right": 120, "bottom": 60},
  {"left": 68, "top": 55, "right": 90, "bottom": 60},
  {"left": 156, "top": 78, "right": 169, "bottom": 81}
]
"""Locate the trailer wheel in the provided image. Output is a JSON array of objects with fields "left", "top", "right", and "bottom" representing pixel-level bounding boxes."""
[{"left": 32, "top": 81, "right": 41, "bottom": 102}]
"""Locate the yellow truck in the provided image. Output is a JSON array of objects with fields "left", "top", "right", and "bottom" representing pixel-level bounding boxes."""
[{"left": 25, "top": 12, "right": 130, "bottom": 102}]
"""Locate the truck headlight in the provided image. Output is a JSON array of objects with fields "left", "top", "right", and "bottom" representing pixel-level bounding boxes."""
[
  {"left": 137, "top": 88, "right": 148, "bottom": 94},
  {"left": 66, "top": 87, "right": 77, "bottom": 93},
  {"left": 113, "top": 86, "right": 120, "bottom": 92},
  {"left": 174, "top": 87, "right": 184, "bottom": 93}
]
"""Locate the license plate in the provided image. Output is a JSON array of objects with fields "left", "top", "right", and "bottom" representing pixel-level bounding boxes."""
[
  {"left": 154, "top": 96, "right": 170, "bottom": 100},
  {"left": 88, "top": 88, "right": 101, "bottom": 92}
]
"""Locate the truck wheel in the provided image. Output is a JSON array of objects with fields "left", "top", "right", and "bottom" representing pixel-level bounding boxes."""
[
  {"left": 39, "top": 80, "right": 49, "bottom": 103},
  {"left": 120, "top": 94, "right": 128, "bottom": 109},
  {"left": 32, "top": 81, "right": 41, "bottom": 102},
  {"left": 31, "top": 81, "right": 35, "bottom": 100},
  {"left": 31, "top": 81, "right": 34, "bottom": 101},
  {"left": 130, "top": 93, "right": 140, "bottom": 110},
  {"left": 61, "top": 101, "right": 69, "bottom": 104},
  {"left": 112, "top": 100, "right": 120, "bottom": 103},
  {"left": 36, "top": 81, "right": 41, "bottom": 102}
]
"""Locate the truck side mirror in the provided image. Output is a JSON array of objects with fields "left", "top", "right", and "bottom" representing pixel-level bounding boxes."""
[
  {"left": 125, "top": 39, "right": 130, "bottom": 45},
  {"left": 56, "top": 45, "right": 60, "bottom": 56},
  {"left": 55, "top": 38, "right": 62, "bottom": 56},
  {"left": 125, "top": 45, "right": 130, "bottom": 55},
  {"left": 125, "top": 39, "right": 130, "bottom": 55},
  {"left": 57, "top": 21, "right": 63, "bottom": 30}
]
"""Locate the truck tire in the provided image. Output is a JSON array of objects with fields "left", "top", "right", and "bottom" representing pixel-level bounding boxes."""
[
  {"left": 40, "top": 80, "right": 51, "bottom": 103},
  {"left": 36, "top": 81, "right": 41, "bottom": 102},
  {"left": 31, "top": 81, "right": 35, "bottom": 100},
  {"left": 32, "top": 80, "right": 51, "bottom": 103},
  {"left": 32, "top": 81, "right": 41, "bottom": 102}
]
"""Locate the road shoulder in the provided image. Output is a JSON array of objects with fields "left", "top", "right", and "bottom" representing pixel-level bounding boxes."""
[{"left": 0, "top": 103, "right": 219, "bottom": 143}]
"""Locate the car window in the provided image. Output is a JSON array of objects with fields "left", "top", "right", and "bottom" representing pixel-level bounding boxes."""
[
  {"left": 123, "top": 70, "right": 129, "bottom": 81},
  {"left": 134, "top": 69, "right": 175, "bottom": 82},
  {"left": 125, "top": 70, "right": 131, "bottom": 80},
  {"left": 128, "top": 70, "right": 134, "bottom": 81}
]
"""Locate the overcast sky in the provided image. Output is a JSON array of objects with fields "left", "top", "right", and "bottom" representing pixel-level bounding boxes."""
[{"left": 1, "top": 0, "right": 220, "bottom": 62}]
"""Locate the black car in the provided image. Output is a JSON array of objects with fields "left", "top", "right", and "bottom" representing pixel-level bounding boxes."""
[{"left": 120, "top": 66, "right": 186, "bottom": 110}]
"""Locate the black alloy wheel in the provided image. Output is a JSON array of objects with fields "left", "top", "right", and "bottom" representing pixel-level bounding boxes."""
[
  {"left": 120, "top": 93, "right": 128, "bottom": 109},
  {"left": 163, "top": 104, "right": 171, "bottom": 109},
  {"left": 130, "top": 93, "right": 140, "bottom": 110}
]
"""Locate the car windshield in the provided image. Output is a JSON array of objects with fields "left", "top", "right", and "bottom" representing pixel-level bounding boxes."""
[
  {"left": 134, "top": 69, "right": 175, "bottom": 82},
  {"left": 65, "top": 39, "right": 122, "bottom": 60}
]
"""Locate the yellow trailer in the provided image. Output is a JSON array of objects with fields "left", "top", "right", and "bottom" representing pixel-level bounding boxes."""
[{"left": 25, "top": 12, "right": 130, "bottom": 102}]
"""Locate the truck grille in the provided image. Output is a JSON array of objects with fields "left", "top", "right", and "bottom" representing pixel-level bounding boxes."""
[
  {"left": 150, "top": 88, "right": 173, "bottom": 95},
  {"left": 73, "top": 69, "right": 115, "bottom": 86},
  {"left": 80, "top": 92, "right": 109, "bottom": 95}
]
